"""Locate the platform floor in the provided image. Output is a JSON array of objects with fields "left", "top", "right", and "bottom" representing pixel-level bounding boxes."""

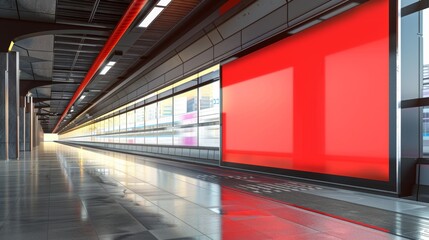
[{"left": 0, "top": 142, "right": 426, "bottom": 239}]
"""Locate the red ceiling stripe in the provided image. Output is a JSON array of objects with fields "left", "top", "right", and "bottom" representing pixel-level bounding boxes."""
[{"left": 53, "top": 0, "right": 149, "bottom": 133}]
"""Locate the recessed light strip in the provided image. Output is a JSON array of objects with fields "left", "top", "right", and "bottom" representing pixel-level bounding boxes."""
[
  {"left": 139, "top": 7, "right": 164, "bottom": 28},
  {"left": 138, "top": 0, "right": 172, "bottom": 28},
  {"left": 157, "top": 0, "right": 171, "bottom": 7},
  {"left": 99, "top": 61, "right": 116, "bottom": 75}
]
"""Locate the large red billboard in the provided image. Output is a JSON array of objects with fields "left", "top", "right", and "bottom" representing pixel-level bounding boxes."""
[{"left": 221, "top": 0, "right": 390, "bottom": 181}]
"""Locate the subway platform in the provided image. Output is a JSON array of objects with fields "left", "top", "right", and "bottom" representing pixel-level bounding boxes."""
[{"left": 0, "top": 142, "right": 428, "bottom": 240}]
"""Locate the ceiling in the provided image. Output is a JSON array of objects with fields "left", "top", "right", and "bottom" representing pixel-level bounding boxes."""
[{"left": 1, "top": 0, "right": 227, "bottom": 133}]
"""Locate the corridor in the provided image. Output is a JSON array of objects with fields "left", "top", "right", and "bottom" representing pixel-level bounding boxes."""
[{"left": 0, "top": 143, "right": 416, "bottom": 239}]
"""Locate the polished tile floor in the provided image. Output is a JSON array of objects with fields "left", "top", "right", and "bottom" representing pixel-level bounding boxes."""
[{"left": 0, "top": 142, "right": 413, "bottom": 239}]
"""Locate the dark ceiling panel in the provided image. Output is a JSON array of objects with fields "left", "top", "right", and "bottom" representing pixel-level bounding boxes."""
[
  {"left": 0, "top": 9, "right": 19, "bottom": 19},
  {"left": 0, "top": 0, "right": 17, "bottom": 9},
  {"left": 5, "top": 0, "right": 224, "bottom": 132}
]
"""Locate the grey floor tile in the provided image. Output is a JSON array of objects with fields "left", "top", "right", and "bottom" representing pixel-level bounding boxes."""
[
  {"left": 149, "top": 225, "right": 205, "bottom": 240},
  {"left": 0, "top": 143, "right": 416, "bottom": 240},
  {"left": 99, "top": 231, "right": 158, "bottom": 240}
]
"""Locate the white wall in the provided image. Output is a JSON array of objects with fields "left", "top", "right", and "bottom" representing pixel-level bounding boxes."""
[{"left": 44, "top": 134, "right": 58, "bottom": 142}]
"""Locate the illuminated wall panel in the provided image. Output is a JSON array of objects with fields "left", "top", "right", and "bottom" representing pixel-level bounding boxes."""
[{"left": 221, "top": 0, "right": 390, "bottom": 181}]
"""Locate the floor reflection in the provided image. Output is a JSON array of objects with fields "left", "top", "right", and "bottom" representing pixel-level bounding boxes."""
[{"left": 0, "top": 142, "right": 407, "bottom": 240}]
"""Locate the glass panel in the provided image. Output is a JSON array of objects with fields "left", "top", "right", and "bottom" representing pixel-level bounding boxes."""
[
  {"left": 200, "top": 69, "right": 220, "bottom": 83},
  {"left": 127, "top": 134, "right": 135, "bottom": 144},
  {"left": 119, "top": 133, "right": 126, "bottom": 143},
  {"left": 135, "top": 107, "right": 145, "bottom": 130},
  {"left": 174, "top": 89, "right": 198, "bottom": 126},
  {"left": 145, "top": 131, "right": 157, "bottom": 144},
  {"left": 114, "top": 115, "right": 120, "bottom": 132},
  {"left": 114, "top": 134, "right": 120, "bottom": 143},
  {"left": 135, "top": 133, "right": 144, "bottom": 144},
  {"left": 199, "top": 81, "right": 220, "bottom": 123},
  {"left": 199, "top": 125, "right": 220, "bottom": 147},
  {"left": 95, "top": 122, "right": 100, "bottom": 134},
  {"left": 101, "top": 120, "right": 106, "bottom": 134},
  {"left": 59, "top": 65, "right": 221, "bottom": 156},
  {"left": 422, "top": 9, "right": 429, "bottom": 155},
  {"left": 158, "top": 129, "right": 173, "bottom": 145},
  {"left": 158, "top": 98, "right": 173, "bottom": 128},
  {"left": 108, "top": 117, "right": 114, "bottom": 133},
  {"left": 127, "top": 110, "right": 135, "bottom": 131},
  {"left": 145, "top": 103, "right": 157, "bottom": 129},
  {"left": 120, "top": 113, "right": 127, "bottom": 132},
  {"left": 174, "top": 126, "right": 197, "bottom": 146}
]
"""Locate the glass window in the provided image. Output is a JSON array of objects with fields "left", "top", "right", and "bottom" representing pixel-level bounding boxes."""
[
  {"left": 94, "top": 122, "right": 99, "bottom": 135},
  {"left": 145, "top": 103, "right": 157, "bottom": 129},
  {"left": 119, "top": 133, "right": 127, "bottom": 143},
  {"left": 127, "top": 110, "right": 135, "bottom": 131},
  {"left": 158, "top": 98, "right": 173, "bottom": 128},
  {"left": 98, "top": 120, "right": 103, "bottom": 134},
  {"left": 145, "top": 131, "right": 157, "bottom": 144},
  {"left": 200, "top": 69, "right": 220, "bottom": 83},
  {"left": 59, "top": 66, "right": 221, "bottom": 152},
  {"left": 103, "top": 119, "right": 108, "bottom": 133},
  {"left": 127, "top": 134, "right": 135, "bottom": 144},
  {"left": 108, "top": 117, "right": 114, "bottom": 133},
  {"left": 120, "top": 113, "right": 127, "bottom": 132},
  {"left": 114, "top": 115, "right": 120, "bottom": 132},
  {"left": 135, "top": 107, "right": 145, "bottom": 130},
  {"left": 158, "top": 129, "right": 173, "bottom": 145},
  {"left": 174, "top": 126, "right": 197, "bottom": 146},
  {"left": 174, "top": 89, "right": 198, "bottom": 126},
  {"left": 199, "top": 125, "right": 220, "bottom": 147},
  {"left": 135, "top": 133, "right": 144, "bottom": 144},
  {"left": 91, "top": 124, "right": 96, "bottom": 135},
  {"left": 422, "top": 9, "right": 429, "bottom": 155},
  {"left": 199, "top": 81, "right": 220, "bottom": 123}
]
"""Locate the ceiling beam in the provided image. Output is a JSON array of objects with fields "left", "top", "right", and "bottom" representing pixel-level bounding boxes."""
[
  {"left": 34, "top": 105, "right": 50, "bottom": 109},
  {"left": 33, "top": 98, "right": 71, "bottom": 103}
]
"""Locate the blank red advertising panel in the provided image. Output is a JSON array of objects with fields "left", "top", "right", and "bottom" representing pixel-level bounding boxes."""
[{"left": 221, "top": 0, "right": 390, "bottom": 181}]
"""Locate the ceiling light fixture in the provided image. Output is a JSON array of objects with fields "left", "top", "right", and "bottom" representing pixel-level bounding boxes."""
[
  {"left": 99, "top": 61, "right": 116, "bottom": 75},
  {"left": 138, "top": 7, "right": 164, "bottom": 28},
  {"left": 8, "top": 41, "right": 14, "bottom": 52},
  {"left": 80, "top": 95, "right": 86, "bottom": 100},
  {"left": 157, "top": 0, "right": 172, "bottom": 7}
]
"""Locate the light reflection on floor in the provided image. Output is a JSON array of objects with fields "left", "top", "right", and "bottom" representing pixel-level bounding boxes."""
[{"left": 0, "top": 142, "right": 406, "bottom": 239}]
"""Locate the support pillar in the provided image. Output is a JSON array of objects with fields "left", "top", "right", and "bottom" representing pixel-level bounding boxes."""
[
  {"left": 19, "top": 106, "right": 24, "bottom": 151},
  {"left": 24, "top": 95, "right": 33, "bottom": 151},
  {"left": 0, "top": 52, "right": 20, "bottom": 160},
  {"left": 0, "top": 53, "right": 8, "bottom": 160},
  {"left": 8, "top": 52, "right": 19, "bottom": 159}
]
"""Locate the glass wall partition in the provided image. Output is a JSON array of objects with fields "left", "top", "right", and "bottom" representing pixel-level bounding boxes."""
[{"left": 59, "top": 65, "right": 220, "bottom": 149}]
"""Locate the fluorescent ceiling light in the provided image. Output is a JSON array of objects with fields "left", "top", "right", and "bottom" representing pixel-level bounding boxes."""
[
  {"left": 157, "top": 0, "right": 171, "bottom": 7},
  {"left": 139, "top": 7, "right": 164, "bottom": 28},
  {"left": 80, "top": 95, "right": 86, "bottom": 100},
  {"left": 100, "top": 66, "right": 112, "bottom": 75},
  {"left": 70, "top": 109, "right": 74, "bottom": 112},
  {"left": 8, "top": 41, "right": 14, "bottom": 51},
  {"left": 100, "top": 61, "right": 116, "bottom": 75}
]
